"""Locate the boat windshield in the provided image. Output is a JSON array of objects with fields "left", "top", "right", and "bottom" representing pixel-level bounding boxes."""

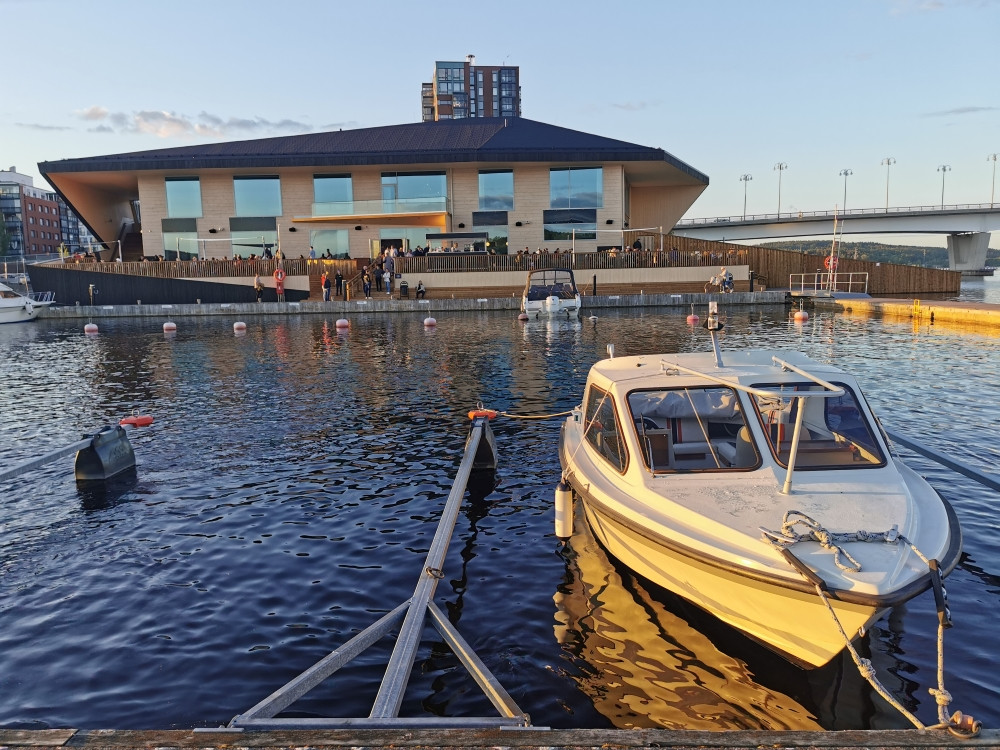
[
  {"left": 751, "top": 382, "right": 885, "bottom": 468},
  {"left": 627, "top": 386, "right": 759, "bottom": 472}
]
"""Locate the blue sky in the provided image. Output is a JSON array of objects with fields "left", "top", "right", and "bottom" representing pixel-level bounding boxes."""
[{"left": 4, "top": 0, "right": 999, "bottom": 246}]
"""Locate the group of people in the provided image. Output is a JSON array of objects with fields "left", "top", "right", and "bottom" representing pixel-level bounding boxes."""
[{"left": 319, "top": 268, "right": 344, "bottom": 301}]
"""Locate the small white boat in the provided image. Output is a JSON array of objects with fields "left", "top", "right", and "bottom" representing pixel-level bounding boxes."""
[
  {"left": 521, "top": 268, "right": 581, "bottom": 316},
  {"left": 0, "top": 282, "right": 54, "bottom": 324},
  {"left": 557, "top": 305, "right": 962, "bottom": 668}
]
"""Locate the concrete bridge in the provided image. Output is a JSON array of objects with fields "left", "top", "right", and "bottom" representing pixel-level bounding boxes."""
[{"left": 672, "top": 203, "right": 1000, "bottom": 271}]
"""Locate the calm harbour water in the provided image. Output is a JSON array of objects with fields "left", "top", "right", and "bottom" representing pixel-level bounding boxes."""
[{"left": 1, "top": 278, "right": 999, "bottom": 732}]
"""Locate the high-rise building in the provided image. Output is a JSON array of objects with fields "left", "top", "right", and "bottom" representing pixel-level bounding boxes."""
[
  {"left": 0, "top": 167, "right": 93, "bottom": 257},
  {"left": 422, "top": 56, "right": 520, "bottom": 122}
]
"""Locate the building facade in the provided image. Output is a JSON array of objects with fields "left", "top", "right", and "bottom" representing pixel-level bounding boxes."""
[
  {"left": 422, "top": 56, "right": 520, "bottom": 122},
  {"left": 38, "top": 118, "right": 709, "bottom": 262},
  {"left": 0, "top": 167, "right": 94, "bottom": 257}
]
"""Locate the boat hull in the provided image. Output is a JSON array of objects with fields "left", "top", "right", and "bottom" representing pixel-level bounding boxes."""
[{"left": 0, "top": 301, "right": 44, "bottom": 324}]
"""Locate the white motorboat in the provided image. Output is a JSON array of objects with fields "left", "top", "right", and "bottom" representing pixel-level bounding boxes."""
[
  {"left": 0, "top": 281, "right": 54, "bottom": 324},
  {"left": 521, "top": 267, "right": 581, "bottom": 316},
  {"left": 557, "top": 305, "right": 962, "bottom": 668}
]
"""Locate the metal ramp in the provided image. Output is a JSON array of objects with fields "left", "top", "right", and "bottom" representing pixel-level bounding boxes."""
[{"left": 224, "top": 416, "right": 530, "bottom": 731}]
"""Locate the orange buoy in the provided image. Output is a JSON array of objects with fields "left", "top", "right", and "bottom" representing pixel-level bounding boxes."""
[
  {"left": 793, "top": 309, "right": 809, "bottom": 322},
  {"left": 423, "top": 317, "right": 437, "bottom": 327},
  {"left": 468, "top": 409, "right": 498, "bottom": 420},
  {"left": 163, "top": 321, "right": 177, "bottom": 332},
  {"left": 120, "top": 415, "right": 154, "bottom": 427},
  {"left": 335, "top": 318, "right": 350, "bottom": 328},
  {"left": 84, "top": 323, "right": 99, "bottom": 334}
]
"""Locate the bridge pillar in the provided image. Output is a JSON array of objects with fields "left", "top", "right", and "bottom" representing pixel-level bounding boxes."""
[{"left": 946, "top": 232, "right": 990, "bottom": 271}]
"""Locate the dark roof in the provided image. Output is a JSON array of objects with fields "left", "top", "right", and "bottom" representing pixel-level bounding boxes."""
[{"left": 39, "top": 118, "right": 708, "bottom": 183}]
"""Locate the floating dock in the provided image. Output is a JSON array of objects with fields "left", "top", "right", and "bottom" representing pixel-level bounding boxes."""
[
  {"left": 817, "top": 297, "right": 1000, "bottom": 331},
  {"left": 2, "top": 726, "right": 998, "bottom": 749}
]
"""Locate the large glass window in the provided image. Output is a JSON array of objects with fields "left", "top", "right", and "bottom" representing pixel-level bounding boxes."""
[
  {"left": 479, "top": 170, "right": 514, "bottom": 210},
  {"left": 381, "top": 172, "right": 447, "bottom": 212},
  {"left": 627, "top": 387, "right": 757, "bottom": 473},
  {"left": 543, "top": 208, "right": 596, "bottom": 241},
  {"left": 550, "top": 167, "right": 603, "bottom": 209},
  {"left": 310, "top": 229, "right": 350, "bottom": 258},
  {"left": 162, "top": 231, "right": 198, "bottom": 260},
  {"left": 231, "top": 230, "right": 277, "bottom": 259},
  {"left": 313, "top": 175, "right": 353, "bottom": 215},
  {"left": 234, "top": 176, "right": 281, "bottom": 217},
  {"left": 165, "top": 177, "right": 202, "bottom": 218}
]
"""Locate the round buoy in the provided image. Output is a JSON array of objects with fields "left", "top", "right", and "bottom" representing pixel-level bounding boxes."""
[
  {"left": 554, "top": 480, "right": 574, "bottom": 538},
  {"left": 163, "top": 321, "right": 177, "bottom": 332},
  {"left": 233, "top": 321, "right": 247, "bottom": 332},
  {"left": 588, "top": 315, "right": 598, "bottom": 322},
  {"left": 686, "top": 313, "right": 700, "bottom": 325},
  {"left": 120, "top": 414, "right": 154, "bottom": 428},
  {"left": 423, "top": 317, "right": 437, "bottom": 327},
  {"left": 793, "top": 309, "right": 809, "bottom": 322},
  {"left": 335, "top": 318, "right": 350, "bottom": 329},
  {"left": 84, "top": 323, "right": 99, "bottom": 334},
  {"left": 518, "top": 312, "right": 529, "bottom": 321}
]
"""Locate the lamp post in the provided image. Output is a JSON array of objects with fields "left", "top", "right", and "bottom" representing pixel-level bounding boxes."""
[
  {"left": 881, "top": 157, "right": 895, "bottom": 211},
  {"left": 937, "top": 165, "right": 951, "bottom": 208},
  {"left": 774, "top": 162, "right": 788, "bottom": 216},
  {"left": 989, "top": 153, "right": 999, "bottom": 208},
  {"left": 839, "top": 169, "right": 853, "bottom": 212},
  {"left": 739, "top": 173, "right": 752, "bottom": 220}
]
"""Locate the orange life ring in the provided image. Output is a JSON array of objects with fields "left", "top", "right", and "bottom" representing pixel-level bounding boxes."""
[
  {"left": 824, "top": 256, "right": 839, "bottom": 270},
  {"left": 468, "top": 409, "right": 498, "bottom": 420},
  {"left": 273, "top": 268, "right": 286, "bottom": 282},
  {"left": 120, "top": 415, "right": 154, "bottom": 427}
]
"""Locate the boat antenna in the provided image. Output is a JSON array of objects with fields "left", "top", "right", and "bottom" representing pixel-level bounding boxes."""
[{"left": 706, "top": 301, "right": 724, "bottom": 367}]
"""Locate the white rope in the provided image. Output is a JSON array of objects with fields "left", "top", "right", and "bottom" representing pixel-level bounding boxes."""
[{"left": 763, "top": 510, "right": 980, "bottom": 737}]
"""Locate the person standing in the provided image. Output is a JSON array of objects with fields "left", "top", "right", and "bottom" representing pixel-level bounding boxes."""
[
  {"left": 322, "top": 271, "right": 332, "bottom": 301},
  {"left": 254, "top": 273, "right": 264, "bottom": 303},
  {"left": 334, "top": 269, "right": 343, "bottom": 297},
  {"left": 309, "top": 245, "right": 316, "bottom": 260},
  {"left": 362, "top": 268, "right": 372, "bottom": 299}
]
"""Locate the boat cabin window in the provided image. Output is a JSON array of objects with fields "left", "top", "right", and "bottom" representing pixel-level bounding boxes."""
[
  {"left": 583, "top": 386, "right": 627, "bottom": 473},
  {"left": 751, "top": 383, "right": 885, "bottom": 468},
  {"left": 626, "top": 387, "right": 759, "bottom": 473}
]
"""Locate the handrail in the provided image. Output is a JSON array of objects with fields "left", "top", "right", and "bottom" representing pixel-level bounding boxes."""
[{"left": 677, "top": 202, "right": 1000, "bottom": 226}]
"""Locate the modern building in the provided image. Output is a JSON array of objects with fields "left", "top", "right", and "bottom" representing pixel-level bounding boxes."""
[
  {"left": 38, "top": 118, "right": 709, "bottom": 262},
  {"left": 0, "top": 167, "right": 94, "bottom": 258},
  {"left": 422, "top": 56, "right": 520, "bottom": 122}
]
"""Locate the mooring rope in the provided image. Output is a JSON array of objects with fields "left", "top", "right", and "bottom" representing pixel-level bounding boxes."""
[
  {"left": 497, "top": 409, "right": 574, "bottom": 420},
  {"left": 761, "top": 509, "right": 980, "bottom": 738}
]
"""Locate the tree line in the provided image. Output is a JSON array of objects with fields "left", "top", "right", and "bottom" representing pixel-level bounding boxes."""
[{"left": 757, "top": 240, "right": 999, "bottom": 268}]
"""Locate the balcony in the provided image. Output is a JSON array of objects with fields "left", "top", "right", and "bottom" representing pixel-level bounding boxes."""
[{"left": 304, "top": 197, "right": 451, "bottom": 222}]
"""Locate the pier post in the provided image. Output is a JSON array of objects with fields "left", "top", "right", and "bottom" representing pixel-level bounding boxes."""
[{"left": 946, "top": 231, "right": 989, "bottom": 271}]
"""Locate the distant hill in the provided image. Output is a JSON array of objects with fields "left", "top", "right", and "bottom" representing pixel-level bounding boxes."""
[{"left": 755, "top": 240, "right": 999, "bottom": 268}]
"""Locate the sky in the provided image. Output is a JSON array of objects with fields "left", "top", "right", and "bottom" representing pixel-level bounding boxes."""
[{"left": 3, "top": 0, "right": 999, "bottom": 247}]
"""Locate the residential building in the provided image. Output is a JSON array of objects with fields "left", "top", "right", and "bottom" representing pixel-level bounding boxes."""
[
  {"left": 422, "top": 56, "right": 520, "bottom": 122},
  {"left": 38, "top": 118, "right": 709, "bottom": 262},
  {"left": 0, "top": 167, "right": 94, "bottom": 257}
]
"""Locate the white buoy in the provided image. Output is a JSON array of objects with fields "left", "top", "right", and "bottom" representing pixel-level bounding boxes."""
[
  {"left": 163, "top": 321, "right": 177, "bottom": 332},
  {"left": 233, "top": 321, "right": 247, "bottom": 332},
  {"left": 335, "top": 318, "right": 350, "bottom": 329},
  {"left": 423, "top": 317, "right": 437, "bottom": 327},
  {"left": 84, "top": 323, "right": 99, "bottom": 334},
  {"left": 518, "top": 312, "right": 529, "bottom": 321},
  {"left": 588, "top": 315, "right": 598, "bottom": 321},
  {"left": 554, "top": 480, "right": 574, "bottom": 538}
]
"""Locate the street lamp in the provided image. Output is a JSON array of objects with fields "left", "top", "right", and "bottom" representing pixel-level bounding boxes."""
[
  {"left": 989, "top": 153, "right": 999, "bottom": 208},
  {"left": 774, "top": 162, "right": 788, "bottom": 216},
  {"left": 937, "top": 164, "right": 951, "bottom": 208},
  {"left": 839, "top": 169, "right": 853, "bottom": 212},
  {"left": 739, "top": 173, "right": 752, "bottom": 219},
  {"left": 881, "top": 157, "right": 895, "bottom": 210}
]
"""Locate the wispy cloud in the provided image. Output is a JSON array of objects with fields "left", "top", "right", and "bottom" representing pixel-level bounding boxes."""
[
  {"left": 15, "top": 122, "right": 73, "bottom": 131},
  {"left": 71, "top": 106, "right": 315, "bottom": 139},
  {"left": 923, "top": 106, "right": 997, "bottom": 116}
]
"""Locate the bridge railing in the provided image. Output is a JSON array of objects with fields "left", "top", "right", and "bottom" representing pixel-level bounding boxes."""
[
  {"left": 677, "top": 203, "right": 1000, "bottom": 226},
  {"left": 790, "top": 272, "right": 869, "bottom": 294}
]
